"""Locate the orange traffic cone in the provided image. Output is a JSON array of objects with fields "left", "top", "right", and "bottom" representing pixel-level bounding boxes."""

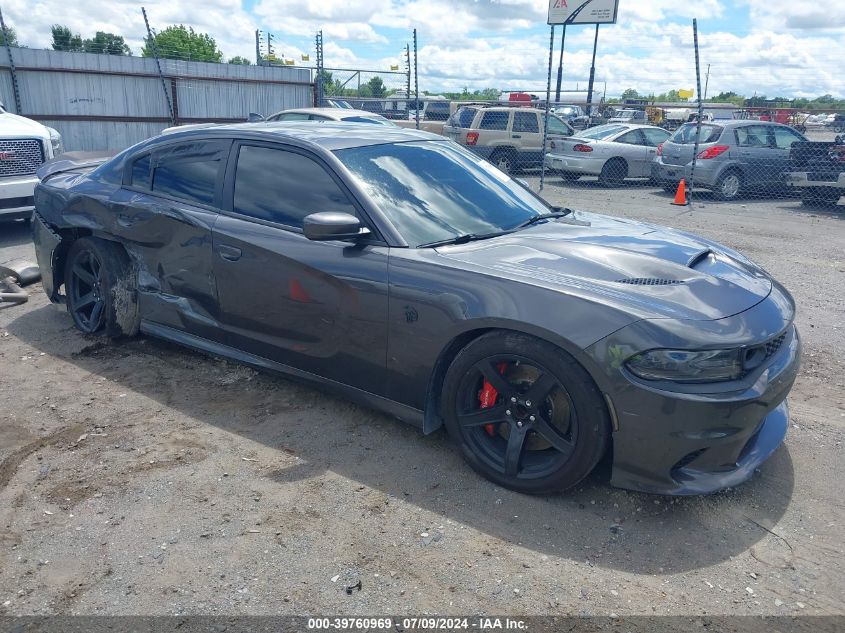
[{"left": 671, "top": 179, "right": 689, "bottom": 206}]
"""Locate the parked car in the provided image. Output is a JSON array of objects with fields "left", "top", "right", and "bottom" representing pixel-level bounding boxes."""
[
  {"left": 545, "top": 123, "right": 670, "bottom": 185},
  {"left": 607, "top": 109, "right": 647, "bottom": 124},
  {"left": 32, "top": 122, "right": 799, "bottom": 496},
  {"left": 785, "top": 137, "right": 845, "bottom": 207},
  {"left": 444, "top": 106, "right": 574, "bottom": 173},
  {"left": 652, "top": 120, "right": 808, "bottom": 201},
  {"left": 265, "top": 107, "right": 397, "bottom": 126},
  {"left": 420, "top": 100, "right": 452, "bottom": 121},
  {"left": 0, "top": 102, "right": 63, "bottom": 221},
  {"left": 552, "top": 105, "right": 591, "bottom": 130}
]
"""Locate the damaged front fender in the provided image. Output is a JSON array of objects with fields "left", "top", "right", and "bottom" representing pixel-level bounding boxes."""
[{"left": 31, "top": 212, "right": 63, "bottom": 302}]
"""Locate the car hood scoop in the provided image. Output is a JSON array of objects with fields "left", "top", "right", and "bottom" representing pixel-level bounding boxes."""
[{"left": 434, "top": 211, "right": 772, "bottom": 321}]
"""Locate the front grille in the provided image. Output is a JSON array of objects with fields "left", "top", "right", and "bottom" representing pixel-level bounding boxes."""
[
  {"left": 0, "top": 138, "right": 45, "bottom": 177},
  {"left": 614, "top": 278, "right": 684, "bottom": 286},
  {"left": 764, "top": 333, "right": 787, "bottom": 359}
]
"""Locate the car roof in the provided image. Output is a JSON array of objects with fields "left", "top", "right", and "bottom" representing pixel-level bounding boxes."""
[
  {"left": 273, "top": 107, "right": 386, "bottom": 118},
  {"left": 152, "top": 121, "right": 443, "bottom": 151}
]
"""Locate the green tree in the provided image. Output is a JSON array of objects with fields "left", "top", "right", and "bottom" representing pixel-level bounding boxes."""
[
  {"left": 621, "top": 88, "right": 640, "bottom": 101},
  {"left": 366, "top": 76, "right": 386, "bottom": 98},
  {"left": 52, "top": 25, "right": 83, "bottom": 52},
  {"left": 83, "top": 31, "right": 130, "bottom": 56},
  {"left": 228, "top": 56, "right": 251, "bottom": 65},
  {"left": 0, "top": 25, "right": 19, "bottom": 47},
  {"left": 142, "top": 25, "right": 223, "bottom": 62}
]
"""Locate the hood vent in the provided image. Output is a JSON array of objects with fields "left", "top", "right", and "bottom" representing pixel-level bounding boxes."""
[{"left": 614, "top": 278, "right": 685, "bottom": 286}]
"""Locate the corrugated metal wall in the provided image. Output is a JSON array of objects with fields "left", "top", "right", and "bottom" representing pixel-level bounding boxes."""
[{"left": 0, "top": 48, "right": 314, "bottom": 151}]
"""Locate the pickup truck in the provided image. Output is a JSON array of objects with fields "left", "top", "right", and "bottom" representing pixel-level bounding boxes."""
[
  {"left": 786, "top": 137, "right": 845, "bottom": 207},
  {"left": 0, "top": 103, "right": 63, "bottom": 221}
]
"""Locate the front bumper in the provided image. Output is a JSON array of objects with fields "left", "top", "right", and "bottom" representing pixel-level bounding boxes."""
[
  {"left": 785, "top": 171, "right": 845, "bottom": 189},
  {"left": 588, "top": 291, "right": 800, "bottom": 495},
  {"left": 545, "top": 152, "right": 605, "bottom": 175},
  {"left": 0, "top": 174, "right": 38, "bottom": 219},
  {"left": 31, "top": 211, "right": 63, "bottom": 302}
]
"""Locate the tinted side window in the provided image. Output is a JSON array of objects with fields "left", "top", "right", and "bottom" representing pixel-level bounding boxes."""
[
  {"left": 152, "top": 158, "right": 219, "bottom": 205},
  {"left": 451, "top": 108, "right": 478, "bottom": 128},
  {"left": 233, "top": 145, "right": 357, "bottom": 229},
  {"left": 513, "top": 112, "right": 539, "bottom": 133},
  {"left": 480, "top": 111, "right": 510, "bottom": 130},
  {"left": 546, "top": 116, "right": 573, "bottom": 136},
  {"left": 131, "top": 154, "right": 151, "bottom": 189},
  {"left": 642, "top": 128, "right": 670, "bottom": 146}
]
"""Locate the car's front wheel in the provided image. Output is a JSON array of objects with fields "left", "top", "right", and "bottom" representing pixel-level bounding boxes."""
[
  {"left": 64, "top": 237, "right": 140, "bottom": 337},
  {"left": 442, "top": 331, "right": 611, "bottom": 494}
]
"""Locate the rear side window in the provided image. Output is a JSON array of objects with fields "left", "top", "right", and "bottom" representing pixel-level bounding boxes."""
[
  {"left": 616, "top": 130, "right": 645, "bottom": 145},
  {"left": 480, "top": 111, "right": 510, "bottom": 130},
  {"left": 130, "top": 154, "right": 151, "bottom": 189},
  {"left": 642, "top": 128, "right": 670, "bottom": 147},
  {"left": 149, "top": 141, "right": 228, "bottom": 206},
  {"left": 451, "top": 107, "right": 478, "bottom": 128},
  {"left": 669, "top": 123, "right": 723, "bottom": 144},
  {"left": 513, "top": 112, "right": 540, "bottom": 133},
  {"left": 233, "top": 145, "right": 357, "bottom": 229},
  {"left": 735, "top": 125, "right": 770, "bottom": 148}
]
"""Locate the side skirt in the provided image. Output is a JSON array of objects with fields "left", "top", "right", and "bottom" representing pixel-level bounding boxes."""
[{"left": 140, "top": 320, "right": 425, "bottom": 429}]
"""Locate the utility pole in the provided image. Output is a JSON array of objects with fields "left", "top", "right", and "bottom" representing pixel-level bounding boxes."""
[
  {"left": 554, "top": 25, "right": 566, "bottom": 104},
  {"left": 413, "top": 28, "right": 419, "bottom": 130},
  {"left": 141, "top": 6, "right": 175, "bottom": 126},
  {"left": 255, "top": 30, "right": 261, "bottom": 65},
  {"left": 585, "top": 24, "right": 600, "bottom": 117},
  {"left": 703, "top": 63, "right": 711, "bottom": 101}
]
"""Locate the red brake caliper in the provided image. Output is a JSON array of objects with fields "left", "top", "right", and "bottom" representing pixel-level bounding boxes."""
[{"left": 478, "top": 362, "right": 508, "bottom": 436}]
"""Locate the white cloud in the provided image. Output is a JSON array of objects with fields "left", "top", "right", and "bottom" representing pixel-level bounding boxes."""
[{"left": 741, "top": 0, "right": 845, "bottom": 32}]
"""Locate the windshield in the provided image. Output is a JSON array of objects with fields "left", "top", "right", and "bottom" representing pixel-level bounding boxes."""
[
  {"left": 670, "top": 123, "right": 724, "bottom": 144},
  {"left": 556, "top": 107, "right": 576, "bottom": 116},
  {"left": 341, "top": 115, "right": 395, "bottom": 126},
  {"left": 579, "top": 124, "right": 627, "bottom": 140},
  {"left": 335, "top": 141, "right": 552, "bottom": 247}
]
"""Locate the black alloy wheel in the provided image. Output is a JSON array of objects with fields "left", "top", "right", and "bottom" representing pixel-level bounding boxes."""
[{"left": 67, "top": 245, "right": 106, "bottom": 333}]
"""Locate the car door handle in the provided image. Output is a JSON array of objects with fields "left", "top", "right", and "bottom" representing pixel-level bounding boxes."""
[
  {"left": 216, "top": 244, "right": 242, "bottom": 262},
  {"left": 512, "top": 135, "right": 522, "bottom": 139}
]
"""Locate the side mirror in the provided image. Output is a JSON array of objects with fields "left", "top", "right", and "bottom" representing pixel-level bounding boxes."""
[
  {"left": 247, "top": 112, "right": 265, "bottom": 122},
  {"left": 303, "top": 212, "right": 369, "bottom": 241}
]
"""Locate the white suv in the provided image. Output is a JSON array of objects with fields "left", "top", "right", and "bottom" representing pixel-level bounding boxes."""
[{"left": 0, "top": 102, "right": 62, "bottom": 221}]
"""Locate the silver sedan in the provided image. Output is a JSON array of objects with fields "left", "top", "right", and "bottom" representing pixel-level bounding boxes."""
[{"left": 545, "top": 123, "right": 671, "bottom": 185}]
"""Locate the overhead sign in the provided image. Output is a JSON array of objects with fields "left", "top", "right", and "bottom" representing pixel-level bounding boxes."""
[
  {"left": 678, "top": 89, "right": 695, "bottom": 99},
  {"left": 548, "top": 0, "right": 620, "bottom": 25}
]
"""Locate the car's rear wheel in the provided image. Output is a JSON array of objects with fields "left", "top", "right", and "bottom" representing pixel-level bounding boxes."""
[
  {"left": 713, "top": 169, "right": 743, "bottom": 201},
  {"left": 442, "top": 331, "right": 610, "bottom": 494},
  {"left": 490, "top": 150, "right": 515, "bottom": 174},
  {"left": 599, "top": 158, "right": 627, "bottom": 186},
  {"left": 64, "top": 237, "right": 139, "bottom": 337}
]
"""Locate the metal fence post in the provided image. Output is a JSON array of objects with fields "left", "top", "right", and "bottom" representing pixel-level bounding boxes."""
[
  {"left": 315, "top": 31, "right": 324, "bottom": 107},
  {"left": 688, "top": 18, "right": 704, "bottom": 208},
  {"left": 0, "top": 6, "right": 22, "bottom": 114},
  {"left": 141, "top": 7, "right": 176, "bottom": 127},
  {"left": 540, "top": 25, "right": 555, "bottom": 192},
  {"left": 413, "top": 29, "right": 419, "bottom": 130}
]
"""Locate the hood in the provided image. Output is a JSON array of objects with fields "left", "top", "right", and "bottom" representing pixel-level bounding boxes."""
[
  {"left": 0, "top": 112, "right": 50, "bottom": 139},
  {"left": 433, "top": 212, "right": 772, "bottom": 321}
]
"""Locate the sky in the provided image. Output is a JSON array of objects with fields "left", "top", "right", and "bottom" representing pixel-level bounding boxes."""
[{"left": 3, "top": 0, "right": 844, "bottom": 98}]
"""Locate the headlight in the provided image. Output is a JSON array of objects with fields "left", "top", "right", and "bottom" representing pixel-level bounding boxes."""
[
  {"left": 47, "top": 127, "right": 63, "bottom": 156},
  {"left": 625, "top": 348, "right": 743, "bottom": 383}
]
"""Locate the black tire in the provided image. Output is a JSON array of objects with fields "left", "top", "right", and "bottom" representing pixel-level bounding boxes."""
[
  {"left": 801, "top": 188, "right": 841, "bottom": 207},
  {"left": 64, "top": 237, "right": 140, "bottom": 338},
  {"left": 442, "top": 331, "right": 611, "bottom": 494},
  {"left": 490, "top": 150, "right": 515, "bottom": 174},
  {"left": 712, "top": 169, "right": 743, "bottom": 201},
  {"left": 599, "top": 158, "right": 627, "bottom": 186}
]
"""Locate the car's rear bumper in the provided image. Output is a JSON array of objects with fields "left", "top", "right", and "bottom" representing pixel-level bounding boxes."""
[
  {"left": 651, "top": 158, "right": 722, "bottom": 189},
  {"left": 545, "top": 152, "right": 605, "bottom": 175}
]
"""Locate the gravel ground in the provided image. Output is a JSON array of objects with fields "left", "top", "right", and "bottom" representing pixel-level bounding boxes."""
[{"left": 0, "top": 181, "right": 843, "bottom": 619}]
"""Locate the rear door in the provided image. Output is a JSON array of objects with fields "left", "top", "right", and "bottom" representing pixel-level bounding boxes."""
[
  {"left": 211, "top": 141, "right": 390, "bottom": 394},
  {"left": 612, "top": 129, "right": 649, "bottom": 177},
  {"left": 512, "top": 110, "right": 541, "bottom": 163},
  {"left": 733, "top": 124, "right": 779, "bottom": 187},
  {"left": 112, "top": 139, "right": 230, "bottom": 341}
]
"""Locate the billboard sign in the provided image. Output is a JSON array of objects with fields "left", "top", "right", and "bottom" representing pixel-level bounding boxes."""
[{"left": 548, "top": 0, "right": 620, "bottom": 25}]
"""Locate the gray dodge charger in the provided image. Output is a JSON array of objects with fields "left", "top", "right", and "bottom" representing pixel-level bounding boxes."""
[{"left": 32, "top": 123, "right": 800, "bottom": 495}]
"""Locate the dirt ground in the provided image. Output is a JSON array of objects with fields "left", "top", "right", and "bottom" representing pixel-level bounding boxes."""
[{"left": 0, "top": 184, "right": 843, "bottom": 619}]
